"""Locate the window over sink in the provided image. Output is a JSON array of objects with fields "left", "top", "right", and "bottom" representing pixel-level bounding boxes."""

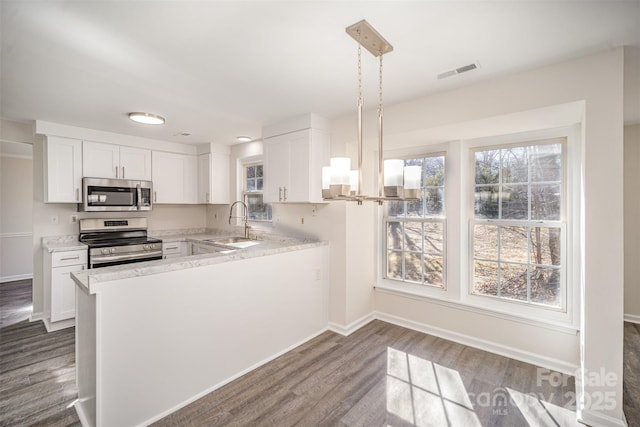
[{"left": 243, "top": 163, "right": 272, "bottom": 221}]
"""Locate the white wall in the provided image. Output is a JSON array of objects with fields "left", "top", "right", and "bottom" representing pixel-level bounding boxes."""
[
  {"left": 0, "top": 149, "right": 33, "bottom": 281},
  {"left": 330, "top": 48, "right": 625, "bottom": 425},
  {"left": 624, "top": 124, "right": 640, "bottom": 321}
]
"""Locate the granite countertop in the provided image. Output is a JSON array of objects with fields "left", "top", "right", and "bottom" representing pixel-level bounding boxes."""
[
  {"left": 42, "top": 235, "right": 87, "bottom": 253},
  {"left": 71, "top": 230, "right": 327, "bottom": 293}
]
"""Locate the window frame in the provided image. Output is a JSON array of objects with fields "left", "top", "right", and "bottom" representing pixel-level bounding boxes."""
[
  {"left": 469, "top": 139, "right": 567, "bottom": 312},
  {"left": 375, "top": 126, "right": 580, "bottom": 331},
  {"left": 242, "top": 162, "right": 272, "bottom": 223}
]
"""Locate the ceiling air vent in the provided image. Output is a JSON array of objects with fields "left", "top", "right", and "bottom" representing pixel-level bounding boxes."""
[{"left": 437, "top": 62, "right": 480, "bottom": 80}]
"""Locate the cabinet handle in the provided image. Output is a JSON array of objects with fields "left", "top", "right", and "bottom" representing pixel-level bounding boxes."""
[
  {"left": 154, "top": 191, "right": 157, "bottom": 202},
  {"left": 60, "top": 255, "right": 80, "bottom": 261},
  {"left": 279, "top": 187, "right": 283, "bottom": 202},
  {"left": 115, "top": 166, "right": 119, "bottom": 179},
  {"left": 283, "top": 187, "right": 287, "bottom": 201},
  {"left": 165, "top": 246, "right": 178, "bottom": 250},
  {"left": 206, "top": 192, "right": 209, "bottom": 203},
  {"left": 75, "top": 188, "right": 80, "bottom": 202},
  {"left": 122, "top": 166, "right": 125, "bottom": 179}
]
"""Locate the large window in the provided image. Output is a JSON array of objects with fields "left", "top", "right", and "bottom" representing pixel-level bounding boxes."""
[
  {"left": 471, "top": 140, "right": 564, "bottom": 308},
  {"left": 243, "top": 164, "right": 272, "bottom": 221},
  {"left": 385, "top": 154, "right": 445, "bottom": 288}
]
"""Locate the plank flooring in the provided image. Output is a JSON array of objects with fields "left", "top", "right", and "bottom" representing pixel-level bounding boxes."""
[{"left": 1, "top": 279, "right": 639, "bottom": 426}]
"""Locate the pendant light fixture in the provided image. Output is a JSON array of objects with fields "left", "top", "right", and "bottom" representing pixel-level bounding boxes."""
[{"left": 322, "top": 20, "right": 419, "bottom": 205}]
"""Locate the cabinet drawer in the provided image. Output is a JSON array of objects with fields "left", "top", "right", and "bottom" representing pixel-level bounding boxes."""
[{"left": 52, "top": 250, "right": 88, "bottom": 267}]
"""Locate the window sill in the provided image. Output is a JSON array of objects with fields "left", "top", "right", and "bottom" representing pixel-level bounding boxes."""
[{"left": 374, "top": 283, "right": 579, "bottom": 335}]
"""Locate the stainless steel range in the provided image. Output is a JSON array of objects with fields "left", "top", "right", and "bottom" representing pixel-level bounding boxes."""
[{"left": 79, "top": 218, "right": 162, "bottom": 269}]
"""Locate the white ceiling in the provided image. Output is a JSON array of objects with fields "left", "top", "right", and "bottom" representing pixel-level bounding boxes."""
[{"left": 1, "top": 1, "right": 639, "bottom": 146}]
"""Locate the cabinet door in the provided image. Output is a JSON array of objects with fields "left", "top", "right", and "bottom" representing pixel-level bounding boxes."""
[
  {"left": 152, "top": 152, "right": 197, "bottom": 204},
  {"left": 210, "top": 153, "right": 230, "bottom": 204},
  {"left": 285, "top": 130, "right": 311, "bottom": 202},
  {"left": 197, "top": 153, "right": 211, "bottom": 204},
  {"left": 120, "top": 146, "right": 152, "bottom": 180},
  {"left": 44, "top": 136, "right": 82, "bottom": 203},
  {"left": 83, "top": 141, "right": 119, "bottom": 178},
  {"left": 51, "top": 264, "right": 84, "bottom": 322},
  {"left": 263, "top": 135, "right": 290, "bottom": 203}
]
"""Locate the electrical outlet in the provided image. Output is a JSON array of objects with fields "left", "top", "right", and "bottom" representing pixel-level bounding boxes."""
[
  {"left": 301, "top": 217, "right": 304, "bottom": 225},
  {"left": 315, "top": 269, "right": 321, "bottom": 281},
  {"left": 311, "top": 204, "right": 317, "bottom": 217},
  {"left": 69, "top": 214, "right": 78, "bottom": 224},
  {"left": 50, "top": 215, "right": 59, "bottom": 225}
]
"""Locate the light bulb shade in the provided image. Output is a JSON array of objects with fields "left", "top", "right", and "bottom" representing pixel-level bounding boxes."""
[
  {"left": 330, "top": 157, "right": 351, "bottom": 185},
  {"left": 128, "top": 112, "right": 165, "bottom": 125},
  {"left": 403, "top": 166, "right": 421, "bottom": 190},
  {"left": 350, "top": 170, "right": 359, "bottom": 194},
  {"left": 384, "top": 159, "right": 404, "bottom": 187}
]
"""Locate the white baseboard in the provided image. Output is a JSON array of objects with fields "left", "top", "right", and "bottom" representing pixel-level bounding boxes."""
[
  {"left": 74, "top": 399, "right": 93, "bottom": 427},
  {"left": 30, "top": 311, "right": 44, "bottom": 322},
  {"left": 623, "top": 313, "right": 640, "bottom": 324},
  {"left": 43, "top": 317, "right": 74, "bottom": 332},
  {"left": 0, "top": 273, "right": 32, "bottom": 283},
  {"left": 578, "top": 407, "right": 628, "bottom": 427},
  {"left": 374, "top": 311, "right": 579, "bottom": 375},
  {"left": 328, "top": 312, "right": 376, "bottom": 336}
]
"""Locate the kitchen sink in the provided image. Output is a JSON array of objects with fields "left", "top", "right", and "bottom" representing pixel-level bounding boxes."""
[{"left": 203, "top": 237, "right": 261, "bottom": 249}]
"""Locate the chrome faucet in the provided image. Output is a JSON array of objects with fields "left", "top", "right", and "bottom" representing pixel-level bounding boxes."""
[{"left": 229, "top": 200, "right": 250, "bottom": 239}]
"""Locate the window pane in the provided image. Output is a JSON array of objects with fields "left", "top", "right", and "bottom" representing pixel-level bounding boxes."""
[
  {"left": 247, "top": 166, "right": 255, "bottom": 179},
  {"left": 247, "top": 179, "right": 256, "bottom": 192},
  {"left": 500, "top": 226, "right": 528, "bottom": 263},
  {"left": 501, "top": 146, "right": 528, "bottom": 184},
  {"left": 387, "top": 251, "right": 403, "bottom": 280},
  {"left": 424, "top": 156, "right": 445, "bottom": 186},
  {"left": 531, "top": 184, "right": 561, "bottom": 220},
  {"left": 530, "top": 267, "right": 561, "bottom": 307},
  {"left": 474, "top": 185, "right": 499, "bottom": 219},
  {"left": 256, "top": 178, "right": 263, "bottom": 191},
  {"left": 473, "top": 260, "right": 499, "bottom": 296},
  {"left": 424, "top": 222, "right": 443, "bottom": 254},
  {"left": 387, "top": 201, "right": 405, "bottom": 218},
  {"left": 405, "top": 252, "right": 422, "bottom": 283},
  {"left": 475, "top": 150, "right": 500, "bottom": 184},
  {"left": 403, "top": 222, "right": 423, "bottom": 252},
  {"left": 425, "top": 188, "right": 444, "bottom": 216},
  {"left": 531, "top": 144, "right": 561, "bottom": 182},
  {"left": 501, "top": 184, "right": 528, "bottom": 219},
  {"left": 256, "top": 165, "right": 263, "bottom": 178},
  {"left": 387, "top": 222, "right": 403, "bottom": 250},
  {"left": 246, "top": 193, "right": 271, "bottom": 221},
  {"left": 474, "top": 224, "right": 498, "bottom": 260},
  {"left": 500, "top": 262, "right": 528, "bottom": 302},
  {"left": 530, "top": 227, "right": 561, "bottom": 266},
  {"left": 406, "top": 198, "right": 423, "bottom": 218},
  {"left": 424, "top": 254, "right": 443, "bottom": 287}
]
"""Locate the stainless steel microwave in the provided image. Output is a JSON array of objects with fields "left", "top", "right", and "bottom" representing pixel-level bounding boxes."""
[{"left": 80, "top": 178, "right": 153, "bottom": 212}]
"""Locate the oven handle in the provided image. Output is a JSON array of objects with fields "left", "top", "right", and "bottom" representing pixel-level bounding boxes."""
[
  {"left": 136, "top": 183, "right": 142, "bottom": 210},
  {"left": 91, "top": 250, "right": 163, "bottom": 265}
]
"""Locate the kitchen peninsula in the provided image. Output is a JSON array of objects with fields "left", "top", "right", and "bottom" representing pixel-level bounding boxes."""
[{"left": 72, "top": 232, "right": 329, "bottom": 427}]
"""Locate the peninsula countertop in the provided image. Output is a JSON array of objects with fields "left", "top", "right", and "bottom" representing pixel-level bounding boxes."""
[{"left": 71, "top": 233, "right": 327, "bottom": 293}]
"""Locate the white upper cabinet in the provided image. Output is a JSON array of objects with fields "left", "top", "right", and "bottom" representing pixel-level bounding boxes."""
[
  {"left": 152, "top": 151, "right": 197, "bottom": 204},
  {"left": 83, "top": 141, "right": 151, "bottom": 180},
  {"left": 263, "top": 127, "right": 329, "bottom": 203},
  {"left": 198, "top": 152, "right": 230, "bottom": 204},
  {"left": 44, "top": 136, "right": 83, "bottom": 203}
]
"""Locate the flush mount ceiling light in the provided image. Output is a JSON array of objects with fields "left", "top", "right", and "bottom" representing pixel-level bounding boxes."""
[
  {"left": 322, "top": 19, "right": 419, "bottom": 205},
  {"left": 128, "top": 112, "right": 165, "bottom": 125},
  {"left": 236, "top": 136, "right": 252, "bottom": 142}
]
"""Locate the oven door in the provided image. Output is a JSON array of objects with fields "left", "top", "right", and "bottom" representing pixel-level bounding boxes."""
[{"left": 81, "top": 178, "right": 153, "bottom": 212}]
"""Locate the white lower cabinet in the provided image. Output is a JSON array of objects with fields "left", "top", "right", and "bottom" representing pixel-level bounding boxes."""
[
  {"left": 162, "top": 241, "right": 189, "bottom": 259},
  {"left": 45, "top": 249, "right": 88, "bottom": 328}
]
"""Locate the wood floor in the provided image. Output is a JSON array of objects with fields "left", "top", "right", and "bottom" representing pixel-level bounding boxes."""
[{"left": 1, "top": 279, "right": 639, "bottom": 426}]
